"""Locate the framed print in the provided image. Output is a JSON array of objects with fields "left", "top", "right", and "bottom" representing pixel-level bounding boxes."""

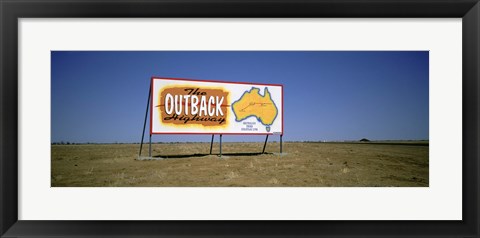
[{"left": 1, "top": 0, "right": 479, "bottom": 237}]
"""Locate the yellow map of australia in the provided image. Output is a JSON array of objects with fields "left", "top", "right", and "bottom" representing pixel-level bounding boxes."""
[{"left": 232, "top": 87, "right": 278, "bottom": 131}]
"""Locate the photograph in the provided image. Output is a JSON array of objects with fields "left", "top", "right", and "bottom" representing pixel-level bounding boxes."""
[
  {"left": 51, "top": 51, "right": 429, "bottom": 187},
  {"left": 2, "top": 0, "right": 478, "bottom": 236}
]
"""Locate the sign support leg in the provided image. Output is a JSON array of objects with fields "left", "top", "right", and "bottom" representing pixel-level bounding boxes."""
[
  {"left": 280, "top": 134, "right": 283, "bottom": 154},
  {"left": 219, "top": 134, "right": 222, "bottom": 157},
  {"left": 262, "top": 135, "right": 269, "bottom": 154},
  {"left": 149, "top": 134, "right": 152, "bottom": 157},
  {"left": 209, "top": 134, "right": 214, "bottom": 155},
  {"left": 139, "top": 81, "right": 151, "bottom": 157}
]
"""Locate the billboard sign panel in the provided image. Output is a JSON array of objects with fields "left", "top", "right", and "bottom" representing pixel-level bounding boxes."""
[{"left": 151, "top": 77, "right": 283, "bottom": 135}]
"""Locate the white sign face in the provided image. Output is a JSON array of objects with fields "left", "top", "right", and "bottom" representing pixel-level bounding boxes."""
[{"left": 151, "top": 77, "right": 283, "bottom": 135}]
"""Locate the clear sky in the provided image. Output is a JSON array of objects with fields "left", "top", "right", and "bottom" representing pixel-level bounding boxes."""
[{"left": 51, "top": 51, "right": 428, "bottom": 143}]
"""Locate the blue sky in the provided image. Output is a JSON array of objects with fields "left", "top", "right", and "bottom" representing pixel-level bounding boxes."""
[{"left": 51, "top": 51, "right": 428, "bottom": 143}]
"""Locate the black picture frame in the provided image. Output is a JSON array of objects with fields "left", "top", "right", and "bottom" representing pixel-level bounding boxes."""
[{"left": 1, "top": 0, "right": 479, "bottom": 237}]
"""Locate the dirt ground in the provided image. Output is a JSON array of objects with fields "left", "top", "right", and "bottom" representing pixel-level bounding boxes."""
[{"left": 51, "top": 142, "right": 428, "bottom": 187}]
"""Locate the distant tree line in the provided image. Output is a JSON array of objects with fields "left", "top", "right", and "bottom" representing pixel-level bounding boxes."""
[
  {"left": 51, "top": 141, "right": 142, "bottom": 145},
  {"left": 51, "top": 141, "right": 78, "bottom": 145}
]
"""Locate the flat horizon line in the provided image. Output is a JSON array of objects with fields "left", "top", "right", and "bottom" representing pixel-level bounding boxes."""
[{"left": 51, "top": 139, "right": 429, "bottom": 145}]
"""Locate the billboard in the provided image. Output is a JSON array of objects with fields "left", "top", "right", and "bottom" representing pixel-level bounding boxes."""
[{"left": 151, "top": 77, "right": 283, "bottom": 135}]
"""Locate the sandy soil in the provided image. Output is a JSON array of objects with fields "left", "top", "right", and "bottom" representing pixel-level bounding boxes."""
[{"left": 51, "top": 142, "right": 428, "bottom": 187}]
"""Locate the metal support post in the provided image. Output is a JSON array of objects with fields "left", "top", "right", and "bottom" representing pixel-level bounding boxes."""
[
  {"left": 209, "top": 134, "right": 214, "bottom": 154},
  {"left": 280, "top": 134, "right": 283, "bottom": 154},
  {"left": 219, "top": 134, "right": 222, "bottom": 157},
  {"left": 149, "top": 134, "right": 152, "bottom": 157},
  {"left": 139, "top": 82, "right": 151, "bottom": 157},
  {"left": 262, "top": 135, "right": 269, "bottom": 153}
]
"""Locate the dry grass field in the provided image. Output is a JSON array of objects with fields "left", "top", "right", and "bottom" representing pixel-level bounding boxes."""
[{"left": 51, "top": 142, "right": 428, "bottom": 187}]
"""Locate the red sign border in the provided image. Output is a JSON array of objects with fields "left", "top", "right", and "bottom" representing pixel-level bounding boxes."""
[{"left": 150, "top": 76, "right": 284, "bottom": 136}]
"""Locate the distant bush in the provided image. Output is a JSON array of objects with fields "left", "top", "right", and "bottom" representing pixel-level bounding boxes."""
[{"left": 359, "top": 138, "right": 370, "bottom": 142}]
